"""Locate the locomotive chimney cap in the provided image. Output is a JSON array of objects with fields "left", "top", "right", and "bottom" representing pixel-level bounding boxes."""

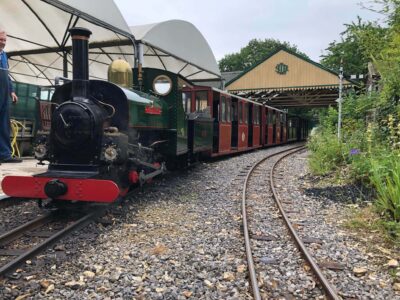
[{"left": 69, "top": 27, "right": 92, "bottom": 39}]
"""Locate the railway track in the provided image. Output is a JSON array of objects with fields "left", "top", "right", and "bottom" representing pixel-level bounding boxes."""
[
  {"left": 242, "top": 144, "right": 341, "bottom": 300},
  {"left": 0, "top": 207, "right": 105, "bottom": 277}
]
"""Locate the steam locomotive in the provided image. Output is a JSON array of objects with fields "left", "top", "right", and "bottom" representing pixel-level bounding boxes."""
[{"left": 1, "top": 27, "right": 308, "bottom": 204}]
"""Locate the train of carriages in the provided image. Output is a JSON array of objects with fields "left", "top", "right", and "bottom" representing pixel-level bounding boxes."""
[{"left": 2, "top": 27, "right": 309, "bottom": 205}]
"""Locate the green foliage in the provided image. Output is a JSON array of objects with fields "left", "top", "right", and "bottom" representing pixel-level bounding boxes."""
[
  {"left": 308, "top": 130, "right": 344, "bottom": 175},
  {"left": 218, "top": 38, "right": 308, "bottom": 72},
  {"left": 370, "top": 155, "right": 400, "bottom": 221},
  {"left": 320, "top": 17, "right": 387, "bottom": 75},
  {"left": 310, "top": 0, "right": 400, "bottom": 230},
  {"left": 376, "top": 23, "right": 400, "bottom": 104}
]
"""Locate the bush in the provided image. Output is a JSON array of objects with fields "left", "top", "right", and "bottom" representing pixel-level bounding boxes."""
[
  {"left": 308, "top": 130, "right": 344, "bottom": 175},
  {"left": 370, "top": 153, "right": 400, "bottom": 221}
]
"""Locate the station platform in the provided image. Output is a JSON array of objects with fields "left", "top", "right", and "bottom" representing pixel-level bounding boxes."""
[{"left": 0, "top": 158, "right": 47, "bottom": 194}]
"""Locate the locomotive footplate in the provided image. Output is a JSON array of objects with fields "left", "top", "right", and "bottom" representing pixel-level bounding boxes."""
[{"left": 1, "top": 176, "right": 121, "bottom": 203}]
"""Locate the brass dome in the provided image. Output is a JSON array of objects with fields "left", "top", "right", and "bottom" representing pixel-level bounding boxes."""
[{"left": 108, "top": 59, "right": 133, "bottom": 89}]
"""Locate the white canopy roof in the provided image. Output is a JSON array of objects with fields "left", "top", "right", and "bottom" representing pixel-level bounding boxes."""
[
  {"left": 0, "top": 1, "right": 220, "bottom": 86},
  {"left": 130, "top": 20, "right": 220, "bottom": 80},
  {"left": 1, "top": 0, "right": 135, "bottom": 86}
]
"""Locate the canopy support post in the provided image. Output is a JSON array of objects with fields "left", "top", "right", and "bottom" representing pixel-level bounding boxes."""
[
  {"left": 137, "top": 42, "right": 144, "bottom": 91},
  {"left": 63, "top": 51, "right": 68, "bottom": 78}
]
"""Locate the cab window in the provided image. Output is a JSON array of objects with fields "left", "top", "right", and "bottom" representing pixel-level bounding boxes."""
[
  {"left": 195, "top": 91, "right": 208, "bottom": 112},
  {"left": 182, "top": 91, "right": 191, "bottom": 113}
]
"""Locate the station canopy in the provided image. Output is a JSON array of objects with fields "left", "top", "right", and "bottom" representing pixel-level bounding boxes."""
[
  {"left": 0, "top": 0, "right": 220, "bottom": 86},
  {"left": 225, "top": 48, "right": 357, "bottom": 108},
  {"left": 130, "top": 20, "right": 220, "bottom": 81}
]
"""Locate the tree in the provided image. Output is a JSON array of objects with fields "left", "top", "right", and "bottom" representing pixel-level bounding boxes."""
[
  {"left": 218, "top": 38, "right": 307, "bottom": 72},
  {"left": 371, "top": 0, "right": 400, "bottom": 104},
  {"left": 320, "top": 17, "right": 387, "bottom": 76}
]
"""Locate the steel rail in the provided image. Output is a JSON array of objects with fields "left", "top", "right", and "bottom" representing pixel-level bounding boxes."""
[
  {"left": 242, "top": 144, "right": 306, "bottom": 300},
  {"left": 0, "top": 209, "right": 105, "bottom": 277},
  {"left": 0, "top": 213, "right": 53, "bottom": 246},
  {"left": 269, "top": 147, "right": 341, "bottom": 300}
]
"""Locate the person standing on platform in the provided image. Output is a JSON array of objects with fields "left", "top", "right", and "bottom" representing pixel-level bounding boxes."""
[{"left": 0, "top": 29, "right": 22, "bottom": 163}]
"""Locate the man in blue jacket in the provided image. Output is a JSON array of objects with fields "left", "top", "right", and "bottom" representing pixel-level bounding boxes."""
[{"left": 0, "top": 30, "right": 22, "bottom": 163}]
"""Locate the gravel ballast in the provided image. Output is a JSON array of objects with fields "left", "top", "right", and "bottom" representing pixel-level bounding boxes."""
[{"left": 0, "top": 145, "right": 398, "bottom": 299}]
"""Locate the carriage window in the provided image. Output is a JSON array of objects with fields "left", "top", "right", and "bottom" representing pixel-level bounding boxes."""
[
  {"left": 232, "top": 102, "right": 238, "bottom": 121},
  {"left": 195, "top": 91, "right": 208, "bottom": 112},
  {"left": 254, "top": 107, "right": 258, "bottom": 125},
  {"left": 272, "top": 112, "right": 276, "bottom": 124},
  {"left": 221, "top": 96, "right": 226, "bottom": 122},
  {"left": 227, "top": 99, "right": 231, "bottom": 122},
  {"left": 182, "top": 91, "right": 191, "bottom": 113},
  {"left": 238, "top": 102, "right": 243, "bottom": 123},
  {"left": 244, "top": 103, "right": 248, "bottom": 124}
]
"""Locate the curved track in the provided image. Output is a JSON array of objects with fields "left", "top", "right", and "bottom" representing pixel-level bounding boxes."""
[{"left": 242, "top": 145, "right": 340, "bottom": 300}]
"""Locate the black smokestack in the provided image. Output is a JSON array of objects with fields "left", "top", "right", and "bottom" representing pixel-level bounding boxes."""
[{"left": 69, "top": 27, "right": 92, "bottom": 100}]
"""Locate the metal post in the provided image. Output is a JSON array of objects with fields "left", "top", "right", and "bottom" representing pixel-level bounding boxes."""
[
  {"left": 337, "top": 60, "right": 343, "bottom": 140},
  {"left": 63, "top": 51, "right": 68, "bottom": 78}
]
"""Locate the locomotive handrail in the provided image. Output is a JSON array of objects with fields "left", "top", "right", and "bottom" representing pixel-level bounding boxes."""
[{"left": 55, "top": 76, "right": 71, "bottom": 86}]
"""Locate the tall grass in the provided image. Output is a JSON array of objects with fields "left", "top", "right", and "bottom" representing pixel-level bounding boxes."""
[
  {"left": 370, "top": 156, "right": 400, "bottom": 221},
  {"left": 307, "top": 130, "right": 344, "bottom": 175}
]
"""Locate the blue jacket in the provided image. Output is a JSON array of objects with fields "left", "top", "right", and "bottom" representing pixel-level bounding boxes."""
[{"left": 0, "top": 51, "right": 14, "bottom": 93}]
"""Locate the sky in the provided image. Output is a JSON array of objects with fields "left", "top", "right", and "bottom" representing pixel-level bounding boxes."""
[{"left": 114, "top": 0, "right": 383, "bottom": 63}]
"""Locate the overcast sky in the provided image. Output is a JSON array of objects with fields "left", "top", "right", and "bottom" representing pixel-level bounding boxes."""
[{"left": 114, "top": 0, "right": 382, "bottom": 63}]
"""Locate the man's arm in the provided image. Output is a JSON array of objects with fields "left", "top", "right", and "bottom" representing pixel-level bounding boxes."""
[{"left": 7, "top": 63, "right": 17, "bottom": 103}]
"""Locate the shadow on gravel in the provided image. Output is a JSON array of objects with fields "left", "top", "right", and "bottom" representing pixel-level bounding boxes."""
[{"left": 300, "top": 174, "right": 374, "bottom": 204}]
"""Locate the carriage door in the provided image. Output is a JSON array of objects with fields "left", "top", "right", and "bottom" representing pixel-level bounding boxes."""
[
  {"left": 219, "top": 95, "right": 232, "bottom": 153},
  {"left": 231, "top": 99, "right": 238, "bottom": 148},
  {"left": 282, "top": 113, "right": 287, "bottom": 143},
  {"left": 272, "top": 111, "right": 277, "bottom": 144},
  {"left": 265, "top": 108, "right": 269, "bottom": 145},
  {"left": 276, "top": 112, "right": 281, "bottom": 144},
  {"left": 248, "top": 103, "right": 253, "bottom": 147},
  {"left": 253, "top": 105, "right": 261, "bottom": 147},
  {"left": 238, "top": 102, "right": 248, "bottom": 150},
  {"left": 212, "top": 91, "right": 220, "bottom": 153},
  {"left": 183, "top": 90, "right": 194, "bottom": 152},
  {"left": 261, "top": 107, "right": 266, "bottom": 145},
  {"left": 259, "top": 107, "right": 263, "bottom": 145}
]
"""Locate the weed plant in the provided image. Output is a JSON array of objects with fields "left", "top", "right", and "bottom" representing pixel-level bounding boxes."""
[{"left": 308, "top": 92, "right": 400, "bottom": 233}]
